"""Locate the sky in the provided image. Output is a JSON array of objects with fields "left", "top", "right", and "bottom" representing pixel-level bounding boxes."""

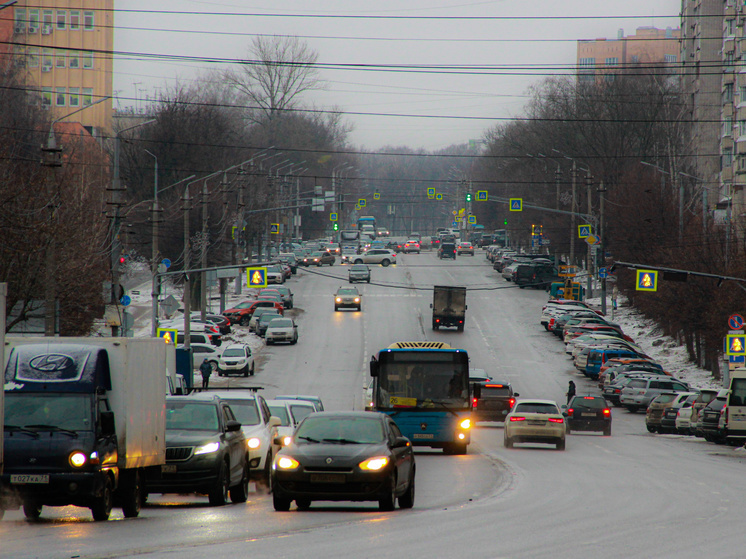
[{"left": 114, "top": 0, "right": 682, "bottom": 151}]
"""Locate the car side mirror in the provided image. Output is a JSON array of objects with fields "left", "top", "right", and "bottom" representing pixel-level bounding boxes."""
[
  {"left": 513, "top": 392, "right": 520, "bottom": 398},
  {"left": 370, "top": 355, "right": 379, "bottom": 377},
  {"left": 392, "top": 436, "right": 411, "bottom": 449},
  {"left": 226, "top": 420, "right": 242, "bottom": 432},
  {"left": 268, "top": 416, "right": 282, "bottom": 429}
]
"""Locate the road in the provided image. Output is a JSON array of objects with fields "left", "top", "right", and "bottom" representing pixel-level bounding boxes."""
[{"left": 2, "top": 252, "right": 746, "bottom": 559}]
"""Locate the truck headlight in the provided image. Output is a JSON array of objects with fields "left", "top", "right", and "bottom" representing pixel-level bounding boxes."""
[
  {"left": 460, "top": 418, "right": 472, "bottom": 430},
  {"left": 69, "top": 451, "right": 87, "bottom": 468}
]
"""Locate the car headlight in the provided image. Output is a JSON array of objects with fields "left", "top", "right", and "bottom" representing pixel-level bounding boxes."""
[
  {"left": 247, "top": 437, "right": 262, "bottom": 450},
  {"left": 69, "top": 451, "right": 87, "bottom": 468},
  {"left": 359, "top": 456, "right": 389, "bottom": 471},
  {"left": 274, "top": 456, "right": 300, "bottom": 470},
  {"left": 460, "top": 418, "right": 472, "bottom": 430},
  {"left": 194, "top": 442, "right": 220, "bottom": 455},
  {"left": 354, "top": 298, "right": 360, "bottom": 303},
  {"left": 282, "top": 436, "right": 292, "bottom": 446},
  {"left": 336, "top": 297, "right": 342, "bottom": 303}
]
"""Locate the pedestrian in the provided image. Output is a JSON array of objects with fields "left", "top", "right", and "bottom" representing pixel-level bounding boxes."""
[
  {"left": 566, "top": 380, "right": 576, "bottom": 405},
  {"left": 199, "top": 358, "right": 212, "bottom": 391}
]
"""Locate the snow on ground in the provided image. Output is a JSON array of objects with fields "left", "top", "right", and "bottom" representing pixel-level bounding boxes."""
[{"left": 587, "top": 295, "right": 723, "bottom": 390}]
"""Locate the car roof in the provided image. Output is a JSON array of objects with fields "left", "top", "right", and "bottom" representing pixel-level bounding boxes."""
[
  {"left": 513, "top": 398, "right": 559, "bottom": 406},
  {"left": 223, "top": 343, "right": 249, "bottom": 350},
  {"left": 300, "top": 411, "right": 384, "bottom": 421},
  {"left": 167, "top": 393, "right": 222, "bottom": 403},
  {"left": 208, "top": 390, "right": 260, "bottom": 401}
]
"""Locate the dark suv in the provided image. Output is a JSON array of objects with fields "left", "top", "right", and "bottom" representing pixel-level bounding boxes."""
[
  {"left": 473, "top": 381, "right": 518, "bottom": 421},
  {"left": 700, "top": 394, "right": 727, "bottom": 442},
  {"left": 148, "top": 394, "right": 250, "bottom": 506},
  {"left": 564, "top": 395, "right": 612, "bottom": 435},
  {"left": 439, "top": 242, "right": 457, "bottom": 259}
]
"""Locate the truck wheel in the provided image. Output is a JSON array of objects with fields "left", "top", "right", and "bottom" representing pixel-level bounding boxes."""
[
  {"left": 120, "top": 470, "right": 143, "bottom": 518},
  {"left": 208, "top": 461, "right": 230, "bottom": 506},
  {"left": 381, "top": 259, "right": 390, "bottom": 267},
  {"left": 91, "top": 477, "right": 114, "bottom": 521},
  {"left": 296, "top": 498, "right": 311, "bottom": 510},
  {"left": 23, "top": 500, "right": 42, "bottom": 520},
  {"left": 457, "top": 324, "right": 464, "bottom": 332},
  {"left": 230, "top": 462, "right": 249, "bottom": 504}
]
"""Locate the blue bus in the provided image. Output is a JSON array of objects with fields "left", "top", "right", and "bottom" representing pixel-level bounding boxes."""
[{"left": 369, "top": 342, "right": 472, "bottom": 454}]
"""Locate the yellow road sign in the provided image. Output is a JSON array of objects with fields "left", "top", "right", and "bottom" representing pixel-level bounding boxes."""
[{"left": 247, "top": 267, "right": 268, "bottom": 288}]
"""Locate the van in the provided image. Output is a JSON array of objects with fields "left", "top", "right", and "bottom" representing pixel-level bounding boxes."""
[
  {"left": 619, "top": 377, "right": 689, "bottom": 412},
  {"left": 584, "top": 348, "right": 642, "bottom": 379},
  {"left": 724, "top": 367, "right": 746, "bottom": 441}
]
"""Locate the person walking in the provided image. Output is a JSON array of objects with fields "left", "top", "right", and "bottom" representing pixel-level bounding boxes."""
[
  {"left": 566, "top": 380, "right": 576, "bottom": 405},
  {"left": 199, "top": 358, "right": 212, "bottom": 391}
]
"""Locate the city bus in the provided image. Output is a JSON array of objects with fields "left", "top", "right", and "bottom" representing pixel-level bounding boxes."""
[{"left": 368, "top": 341, "right": 472, "bottom": 454}]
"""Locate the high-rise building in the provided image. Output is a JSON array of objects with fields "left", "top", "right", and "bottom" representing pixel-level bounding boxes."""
[
  {"left": 577, "top": 27, "right": 681, "bottom": 84},
  {"left": 9, "top": 1, "right": 114, "bottom": 137}
]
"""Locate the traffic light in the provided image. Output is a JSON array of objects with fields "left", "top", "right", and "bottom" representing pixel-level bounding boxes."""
[
  {"left": 466, "top": 193, "right": 472, "bottom": 202},
  {"left": 333, "top": 223, "right": 339, "bottom": 231},
  {"left": 503, "top": 218, "right": 508, "bottom": 225}
]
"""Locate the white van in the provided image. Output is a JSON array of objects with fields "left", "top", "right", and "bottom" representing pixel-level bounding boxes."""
[{"left": 724, "top": 367, "right": 746, "bottom": 441}]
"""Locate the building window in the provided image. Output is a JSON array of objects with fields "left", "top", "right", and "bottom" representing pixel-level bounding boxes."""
[
  {"left": 41, "top": 87, "right": 52, "bottom": 108},
  {"left": 69, "top": 51, "right": 79, "bottom": 69},
  {"left": 55, "top": 87, "right": 66, "bottom": 107},
  {"left": 82, "top": 51, "right": 94, "bottom": 69},
  {"left": 605, "top": 57, "right": 619, "bottom": 66},
  {"left": 82, "top": 88, "right": 93, "bottom": 106},
  {"left": 42, "top": 9, "right": 52, "bottom": 27},
  {"left": 664, "top": 54, "right": 677, "bottom": 63},
  {"left": 740, "top": 85, "right": 746, "bottom": 100},
  {"left": 55, "top": 50, "right": 65, "bottom": 68},
  {"left": 28, "top": 9, "right": 39, "bottom": 31},
  {"left": 69, "top": 87, "right": 80, "bottom": 108},
  {"left": 723, "top": 117, "right": 734, "bottom": 137},
  {"left": 578, "top": 58, "right": 595, "bottom": 82},
  {"left": 723, "top": 147, "right": 734, "bottom": 169},
  {"left": 13, "top": 46, "right": 25, "bottom": 67},
  {"left": 83, "top": 11, "right": 94, "bottom": 30},
  {"left": 631, "top": 55, "right": 640, "bottom": 63},
  {"left": 725, "top": 52, "right": 735, "bottom": 71},
  {"left": 725, "top": 83, "right": 735, "bottom": 103},
  {"left": 14, "top": 8, "right": 26, "bottom": 29},
  {"left": 42, "top": 48, "right": 53, "bottom": 69},
  {"left": 28, "top": 47, "right": 39, "bottom": 67},
  {"left": 70, "top": 10, "right": 80, "bottom": 30}
]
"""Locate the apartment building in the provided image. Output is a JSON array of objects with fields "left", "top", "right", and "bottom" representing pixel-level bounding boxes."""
[
  {"left": 577, "top": 26, "right": 681, "bottom": 83},
  {"left": 9, "top": 1, "right": 114, "bottom": 137}
]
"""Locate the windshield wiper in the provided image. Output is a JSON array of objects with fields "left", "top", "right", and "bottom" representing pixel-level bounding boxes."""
[
  {"left": 4, "top": 425, "right": 40, "bottom": 438},
  {"left": 420, "top": 400, "right": 463, "bottom": 418},
  {"left": 297, "top": 435, "right": 320, "bottom": 443},
  {"left": 320, "top": 438, "right": 363, "bottom": 445},
  {"left": 25, "top": 424, "right": 79, "bottom": 438}
]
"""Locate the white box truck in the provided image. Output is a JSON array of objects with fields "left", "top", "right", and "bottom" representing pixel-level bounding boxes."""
[{"left": 1, "top": 337, "right": 176, "bottom": 521}]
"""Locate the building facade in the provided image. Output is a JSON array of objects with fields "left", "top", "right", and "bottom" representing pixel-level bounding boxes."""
[
  {"left": 577, "top": 26, "right": 681, "bottom": 83},
  {"left": 10, "top": 1, "right": 114, "bottom": 137}
]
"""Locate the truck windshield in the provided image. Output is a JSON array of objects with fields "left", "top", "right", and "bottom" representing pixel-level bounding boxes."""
[{"left": 5, "top": 394, "right": 93, "bottom": 432}]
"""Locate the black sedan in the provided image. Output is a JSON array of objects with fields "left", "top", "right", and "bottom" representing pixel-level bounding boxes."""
[
  {"left": 564, "top": 395, "right": 612, "bottom": 436},
  {"left": 147, "top": 394, "right": 250, "bottom": 506},
  {"left": 271, "top": 411, "right": 415, "bottom": 512}
]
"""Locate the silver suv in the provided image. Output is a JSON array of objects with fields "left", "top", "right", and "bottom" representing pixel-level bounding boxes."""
[
  {"left": 620, "top": 377, "right": 689, "bottom": 412},
  {"left": 353, "top": 249, "right": 396, "bottom": 267}
]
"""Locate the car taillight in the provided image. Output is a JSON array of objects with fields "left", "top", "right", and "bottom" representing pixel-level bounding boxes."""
[
  {"left": 510, "top": 416, "right": 526, "bottom": 422},
  {"left": 567, "top": 408, "right": 574, "bottom": 415},
  {"left": 603, "top": 409, "right": 611, "bottom": 416},
  {"left": 509, "top": 398, "right": 515, "bottom": 408},
  {"left": 548, "top": 417, "right": 564, "bottom": 424}
]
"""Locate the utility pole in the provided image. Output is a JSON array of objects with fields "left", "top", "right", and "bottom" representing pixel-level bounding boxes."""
[
  {"left": 235, "top": 168, "right": 246, "bottom": 295},
  {"left": 201, "top": 179, "right": 209, "bottom": 317},
  {"left": 586, "top": 172, "right": 593, "bottom": 298},
  {"left": 42, "top": 124, "right": 63, "bottom": 336},
  {"left": 555, "top": 165, "right": 561, "bottom": 210},
  {"left": 569, "top": 161, "right": 577, "bottom": 267},
  {"left": 599, "top": 181, "right": 607, "bottom": 315},
  {"left": 182, "top": 184, "right": 192, "bottom": 349}
]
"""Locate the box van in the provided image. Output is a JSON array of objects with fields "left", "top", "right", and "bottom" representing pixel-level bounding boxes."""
[
  {"left": 724, "top": 367, "right": 746, "bottom": 441},
  {"left": 619, "top": 377, "right": 689, "bottom": 412},
  {"left": 585, "top": 348, "right": 642, "bottom": 379}
]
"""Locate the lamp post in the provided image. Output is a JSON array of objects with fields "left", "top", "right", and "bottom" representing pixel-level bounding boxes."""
[{"left": 143, "top": 149, "right": 159, "bottom": 275}]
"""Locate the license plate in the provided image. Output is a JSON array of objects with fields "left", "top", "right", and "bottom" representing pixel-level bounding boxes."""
[
  {"left": 10, "top": 475, "right": 49, "bottom": 484},
  {"left": 582, "top": 413, "right": 597, "bottom": 418},
  {"left": 528, "top": 420, "right": 545, "bottom": 425},
  {"left": 162, "top": 464, "right": 177, "bottom": 474},
  {"left": 412, "top": 433, "right": 434, "bottom": 439},
  {"left": 310, "top": 474, "right": 345, "bottom": 484}
]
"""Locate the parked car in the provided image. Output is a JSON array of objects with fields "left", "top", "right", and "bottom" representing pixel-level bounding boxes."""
[
  {"left": 678, "top": 389, "right": 719, "bottom": 435},
  {"left": 564, "top": 395, "right": 612, "bottom": 435},
  {"left": 620, "top": 377, "right": 690, "bottom": 412},
  {"left": 223, "top": 300, "right": 284, "bottom": 326},
  {"left": 271, "top": 286, "right": 294, "bottom": 309},
  {"left": 645, "top": 392, "right": 682, "bottom": 433},
  {"left": 659, "top": 392, "right": 699, "bottom": 434},
  {"left": 334, "top": 286, "right": 362, "bottom": 311},
  {"left": 182, "top": 343, "right": 221, "bottom": 372},
  {"left": 249, "top": 308, "right": 281, "bottom": 332},
  {"left": 504, "top": 399, "right": 566, "bottom": 450},
  {"left": 216, "top": 343, "right": 255, "bottom": 377},
  {"left": 278, "top": 253, "right": 298, "bottom": 274},
  {"left": 265, "top": 317, "right": 299, "bottom": 345},
  {"left": 352, "top": 249, "right": 396, "bottom": 267},
  {"left": 181, "top": 312, "right": 231, "bottom": 334},
  {"left": 257, "top": 311, "right": 283, "bottom": 337},
  {"left": 209, "top": 391, "right": 281, "bottom": 489},
  {"left": 275, "top": 395, "right": 325, "bottom": 412},
  {"left": 348, "top": 264, "right": 371, "bottom": 283},
  {"left": 148, "top": 394, "right": 249, "bottom": 506},
  {"left": 265, "top": 265, "right": 285, "bottom": 284},
  {"left": 438, "top": 242, "right": 457, "bottom": 259},
  {"left": 457, "top": 242, "right": 475, "bottom": 256},
  {"left": 271, "top": 411, "right": 416, "bottom": 511},
  {"left": 699, "top": 392, "right": 728, "bottom": 442}
]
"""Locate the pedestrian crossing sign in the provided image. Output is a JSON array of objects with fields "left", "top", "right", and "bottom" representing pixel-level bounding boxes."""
[
  {"left": 330, "top": 212, "right": 338, "bottom": 221},
  {"left": 578, "top": 225, "right": 591, "bottom": 238},
  {"left": 427, "top": 187, "right": 436, "bottom": 198},
  {"left": 468, "top": 215, "right": 476, "bottom": 224},
  {"left": 509, "top": 198, "right": 522, "bottom": 211},
  {"left": 727, "top": 334, "right": 746, "bottom": 356},
  {"left": 476, "top": 190, "right": 488, "bottom": 201},
  {"left": 635, "top": 269, "right": 658, "bottom": 291},
  {"left": 247, "top": 267, "right": 268, "bottom": 288},
  {"left": 156, "top": 328, "right": 178, "bottom": 345},
  {"left": 358, "top": 198, "right": 367, "bottom": 208},
  {"left": 270, "top": 223, "right": 279, "bottom": 234},
  {"left": 374, "top": 192, "right": 380, "bottom": 200}
]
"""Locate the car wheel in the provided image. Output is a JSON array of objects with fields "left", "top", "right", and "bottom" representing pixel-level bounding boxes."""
[
  {"left": 367, "top": 279, "right": 371, "bottom": 283},
  {"left": 91, "top": 476, "right": 113, "bottom": 521},
  {"left": 626, "top": 406, "right": 639, "bottom": 413},
  {"left": 291, "top": 336, "right": 298, "bottom": 345},
  {"left": 334, "top": 306, "right": 339, "bottom": 312},
  {"left": 230, "top": 461, "right": 250, "bottom": 504},
  {"left": 504, "top": 434, "right": 513, "bottom": 448},
  {"left": 604, "top": 425, "right": 612, "bottom": 436},
  {"left": 240, "top": 316, "right": 250, "bottom": 327},
  {"left": 354, "top": 259, "right": 363, "bottom": 264},
  {"left": 378, "top": 475, "right": 397, "bottom": 511},
  {"left": 208, "top": 461, "right": 230, "bottom": 506},
  {"left": 398, "top": 471, "right": 415, "bottom": 509},
  {"left": 209, "top": 361, "right": 219, "bottom": 373},
  {"left": 646, "top": 425, "right": 657, "bottom": 433},
  {"left": 296, "top": 498, "right": 312, "bottom": 510},
  {"left": 243, "top": 366, "right": 249, "bottom": 377},
  {"left": 349, "top": 280, "right": 352, "bottom": 283},
  {"left": 381, "top": 259, "right": 390, "bottom": 267},
  {"left": 267, "top": 340, "right": 274, "bottom": 345},
  {"left": 23, "top": 500, "right": 42, "bottom": 520},
  {"left": 357, "top": 306, "right": 362, "bottom": 312},
  {"left": 273, "top": 491, "right": 292, "bottom": 512},
  {"left": 556, "top": 439, "right": 566, "bottom": 451},
  {"left": 317, "top": 263, "right": 322, "bottom": 267},
  {"left": 250, "top": 364, "right": 255, "bottom": 376},
  {"left": 566, "top": 427, "right": 572, "bottom": 435}
]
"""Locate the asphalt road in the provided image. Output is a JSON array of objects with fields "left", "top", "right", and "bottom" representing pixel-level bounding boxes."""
[{"left": 2, "top": 252, "right": 746, "bottom": 559}]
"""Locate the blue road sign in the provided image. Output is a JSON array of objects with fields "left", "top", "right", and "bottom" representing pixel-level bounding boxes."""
[
  {"left": 730, "top": 355, "right": 746, "bottom": 363},
  {"left": 509, "top": 198, "right": 522, "bottom": 211},
  {"left": 598, "top": 267, "right": 608, "bottom": 279},
  {"left": 247, "top": 267, "right": 268, "bottom": 288},
  {"left": 270, "top": 223, "right": 279, "bottom": 234},
  {"left": 468, "top": 215, "right": 476, "bottom": 224},
  {"left": 427, "top": 187, "right": 436, "bottom": 197},
  {"left": 436, "top": 193, "right": 443, "bottom": 200},
  {"left": 161, "top": 258, "right": 171, "bottom": 269},
  {"left": 578, "top": 225, "right": 591, "bottom": 238},
  {"left": 120, "top": 295, "right": 131, "bottom": 306},
  {"left": 476, "top": 190, "right": 488, "bottom": 201},
  {"left": 729, "top": 314, "right": 745, "bottom": 330},
  {"left": 727, "top": 334, "right": 746, "bottom": 356},
  {"left": 330, "top": 212, "right": 338, "bottom": 222}
]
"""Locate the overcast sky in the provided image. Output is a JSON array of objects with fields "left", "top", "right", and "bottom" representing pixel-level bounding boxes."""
[{"left": 114, "top": 0, "right": 681, "bottom": 151}]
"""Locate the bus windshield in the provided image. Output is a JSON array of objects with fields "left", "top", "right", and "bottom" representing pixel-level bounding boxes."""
[{"left": 375, "top": 351, "right": 470, "bottom": 410}]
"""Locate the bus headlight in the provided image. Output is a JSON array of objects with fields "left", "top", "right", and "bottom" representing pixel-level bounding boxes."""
[{"left": 460, "top": 418, "right": 472, "bottom": 430}]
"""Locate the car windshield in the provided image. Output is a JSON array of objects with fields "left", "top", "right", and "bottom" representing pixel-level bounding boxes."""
[
  {"left": 234, "top": 302, "right": 253, "bottom": 309},
  {"left": 222, "top": 399, "right": 260, "bottom": 426},
  {"left": 310, "top": 252, "right": 324, "bottom": 257},
  {"left": 513, "top": 403, "right": 560, "bottom": 414},
  {"left": 337, "top": 289, "right": 358, "bottom": 296},
  {"left": 259, "top": 314, "right": 277, "bottom": 324},
  {"left": 222, "top": 348, "right": 246, "bottom": 358},
  {"left": 166, "top": 402, "right": 219, "bottom": 431},
  {"left": 289, "top": 404, "right": 315, "bottom": 423},
  {"left": 296, "top": 416, "right": 384, "bottom": 444},
  {"left": 350, "top": 265, "right": 368, "bottom": 271},
  {"left": 570, "top": 397, "right": 606, "bottom": 409},
  {"left": 269, "top": 318, "right": 293, "bottom": 328},
  {"left": 268, "top": 405, "right": 291, "bottom": 426}
]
